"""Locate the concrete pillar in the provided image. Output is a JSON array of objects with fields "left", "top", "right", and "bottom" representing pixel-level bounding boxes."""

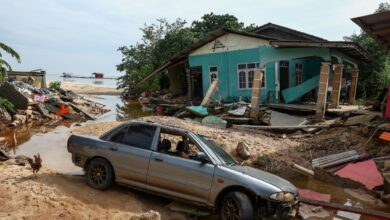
[
  {"left": 249, "top": 69, "right": 263, "bottom": 119},
  {"left": 330, "top": 64, "right": 344, "bottom": 108},
  {"left": 348, "top": 69, "right": 359, "bottom": 105},
  {"left": 315, "top": 62, "right": 331, "bottom": 121}
]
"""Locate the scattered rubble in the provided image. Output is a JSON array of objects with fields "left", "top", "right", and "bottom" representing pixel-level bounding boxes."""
[{"left": 0, "top": 80, "right": 109, "bottom": 132}]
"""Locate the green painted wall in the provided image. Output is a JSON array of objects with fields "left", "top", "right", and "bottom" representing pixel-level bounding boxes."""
[{"left": 188, "top": 45, "right": 332, "bottom": 103}]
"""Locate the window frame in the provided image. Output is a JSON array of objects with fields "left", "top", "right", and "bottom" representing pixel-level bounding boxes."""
[
  {"left": 209, "top": 66, "right": 218, "bottom": 83},
  {"left": 236, "top": 62, "right": 266, "bottom": 90}
]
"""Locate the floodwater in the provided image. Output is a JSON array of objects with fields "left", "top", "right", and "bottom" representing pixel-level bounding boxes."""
[{"left": 0, "top": 95, "right": 389, "bottom": 219}]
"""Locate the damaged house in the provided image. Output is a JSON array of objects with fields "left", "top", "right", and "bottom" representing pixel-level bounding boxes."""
[{"left": 139, "top": 23, "right": 369, "bottom": 119}]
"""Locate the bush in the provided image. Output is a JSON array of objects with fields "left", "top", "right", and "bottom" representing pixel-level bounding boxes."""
[
  {"left": 0, "top": 97, "right": 14, "bottom": 111},
  {"left": 49, "top": 81, "right": 61, "bottom": 90}
]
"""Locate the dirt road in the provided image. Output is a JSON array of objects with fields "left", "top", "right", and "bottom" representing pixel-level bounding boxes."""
[{"left": 0, "top": 163, "right": 185, "bottom": 220}]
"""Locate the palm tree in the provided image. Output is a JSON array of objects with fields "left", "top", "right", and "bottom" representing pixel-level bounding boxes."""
[{"left": 0, "top": 42, "right": 21, "bottom": 79}]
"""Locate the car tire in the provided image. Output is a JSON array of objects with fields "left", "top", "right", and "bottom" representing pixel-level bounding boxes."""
[
  {"left": 86, "top": 158, "right": 114, "bottom": 190},
  {"left": 220, "top": 191, "right": 254, "bottom": 220}
]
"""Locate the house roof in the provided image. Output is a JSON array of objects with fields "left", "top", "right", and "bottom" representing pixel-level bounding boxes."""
[
  {"left": 254, "top": 23, "right": 327, "bottom": 41},
  {"left": 270, "top": 40, "right": 369, "bottom": 61},
  {"left": 137, "top": 28, "right": 273, "bottom": 85},
  {"left": 352, "top": 11, "right": 390, "bottom": 51}
]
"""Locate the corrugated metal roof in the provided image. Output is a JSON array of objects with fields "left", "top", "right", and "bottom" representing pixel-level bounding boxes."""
[
  {"left": 270, "top": 40, "right": 369, "bottom": 61},
  {"left": 352, "top": 11, "right": 390, "bottom": 51}
]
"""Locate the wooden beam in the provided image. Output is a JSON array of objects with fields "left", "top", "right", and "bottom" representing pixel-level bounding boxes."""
[{"left": 300, "top": 199, "right": 390, "bottom": 219}]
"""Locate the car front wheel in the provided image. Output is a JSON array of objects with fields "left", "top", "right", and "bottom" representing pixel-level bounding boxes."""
[
  {"left": 220, "top": 191, "right": 254, "bottom": 220},
  {"left": 86, "top": 158, "right": 114, "bottom": 190}
]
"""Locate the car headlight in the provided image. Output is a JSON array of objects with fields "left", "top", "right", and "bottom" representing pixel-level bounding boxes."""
[{"left": 269, "top": 192, "right": 295, "bottom": 202}]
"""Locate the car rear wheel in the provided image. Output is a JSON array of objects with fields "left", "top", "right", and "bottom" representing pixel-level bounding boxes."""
[
  {"left": 86, "top": 158, "right": 114, "bottom": 190},
  {"left": 220, "top": 191, "right": 254, "bottom": 220}
]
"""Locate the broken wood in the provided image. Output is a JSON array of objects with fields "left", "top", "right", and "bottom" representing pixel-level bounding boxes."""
[
  {"left": 233, "top": 124, "right": 331, "bottom": 130},
  {"left": 292, "top": 164, "right": 314, "bottom": 176},
  {"left": 69, "top": 103, "right": 96, "bottom": 120},
  {"left": 201, "top": 80, "right": 218, "bottom": 106},
  {"left": 300, "top": 198, "right": 390, "bottom": 219}
]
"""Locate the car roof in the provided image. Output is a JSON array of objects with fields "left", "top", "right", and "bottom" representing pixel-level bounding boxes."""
[{"left": 125, "top": 120, "right": 194, "bottom": 134}]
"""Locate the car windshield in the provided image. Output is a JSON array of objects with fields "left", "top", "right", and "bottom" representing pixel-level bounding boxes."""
[{"left": 198, "top": 135, "right": 237, "bottom": 165}]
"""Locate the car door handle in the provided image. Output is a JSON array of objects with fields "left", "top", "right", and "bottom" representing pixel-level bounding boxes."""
[
  {"left": 154, "top": 157, "right": 163, "bottom": 162},
  {"left": 110, "top": 147, "right": 118, "bottom": 151}
]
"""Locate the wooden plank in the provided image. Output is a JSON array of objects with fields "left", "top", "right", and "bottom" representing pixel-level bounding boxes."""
[
  {"left": 249, "top": 69, "right": 262, "bottom": 119},
  {"left": 201, "top": 80, "right": 218, "bottom": 106},
  {"left": 300, "top": 198, "right": 390, "bottom": 219},
  {"left": 69, "top": 103, "right": 96, "bottom": 120}
]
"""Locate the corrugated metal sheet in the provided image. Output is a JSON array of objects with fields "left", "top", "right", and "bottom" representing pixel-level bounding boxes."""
[{"left": 352, "top": 11, "right": 390, "bottom": 51}]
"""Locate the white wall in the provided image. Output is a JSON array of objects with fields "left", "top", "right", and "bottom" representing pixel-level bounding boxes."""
[{"left": 191, "top": 33, "right": 269, "bottom": 56}]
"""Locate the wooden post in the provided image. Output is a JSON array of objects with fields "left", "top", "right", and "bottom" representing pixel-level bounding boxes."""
[
  {"left": 201, "top": 80, "right": 219, "bottom": 106},
  {"left": 349, "top": 69, "right": 359, "bottom": 105},
  {"left": 249, "top": 69, "right": 263, "bottom": 119},
  {"left": 315, "top": 62, "right": 330, "bottom": 121},
  {"left": 186, "top": 68, "right": 192, "bottom": 102},
  {"left": 330, "top": 64, "right": 343, "bottom": 108}
]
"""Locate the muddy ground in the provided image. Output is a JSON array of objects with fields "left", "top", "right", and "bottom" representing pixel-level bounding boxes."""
[{"left": 1, "top": 116, "right": 389, "bottom": 219}]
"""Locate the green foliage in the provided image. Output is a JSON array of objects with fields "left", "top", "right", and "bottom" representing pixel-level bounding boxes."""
[
  {"left": 0, "top": 42, "right": 21, "bottom": 79},
  {"left": 351, "top": 2, "right": 390, "bottom": 99},
  {"left": 0, "top": 97, "right": 14, "bottom": 111},
  {"left": 49, "top": 81, "right": 61, "bottom": 90},
  {"left": 117, "top": 13, "right": 257, "bottom": 95}
]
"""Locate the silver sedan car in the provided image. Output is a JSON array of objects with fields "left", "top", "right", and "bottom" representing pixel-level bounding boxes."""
[{"left": 67, "top": 121, "right": 299, "bottom": 220}]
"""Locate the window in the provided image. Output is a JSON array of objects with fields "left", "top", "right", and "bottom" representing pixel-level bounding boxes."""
[
  {"left": 209, "top": 66, "right": 218, "bottom": 82},
  {"left": 237, "top": 62, "right": 265, "bottom": 89},
  {"left": 123, "top": 125, "right": 156, "bottom": 150},
  {"left": 296, "top": 63, "right": 303, "bottom": 85},
  {"left": 109, "top": 126, "right": 127, "bottom": 144}
]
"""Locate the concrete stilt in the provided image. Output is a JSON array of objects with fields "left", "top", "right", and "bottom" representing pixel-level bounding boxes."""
[
  {"left": 315, "top": 62, "right": 331, "bottom": 121},
  {"left": 330, "top": 64, "right": 344, "bottom": 108},
  {"left": 349, "top": 69, "right": 359, "bottom": 105}
]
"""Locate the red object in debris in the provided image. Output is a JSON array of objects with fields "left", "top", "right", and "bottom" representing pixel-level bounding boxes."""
[
  {"left": 56, "top": 104, "right": 70, "bottom": 116},
  {"left": 298, "top": 189, "right": 331, "bottom": 202},
  {"left": 379, "top": 132, "right": 390, "bottom": 142},
  {"left": 335, "top": 160, "right": 384, "bottom": 190}
]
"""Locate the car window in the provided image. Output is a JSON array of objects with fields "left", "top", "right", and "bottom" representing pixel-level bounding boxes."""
[
  {"left": 123, "top": 125, "right": 156, "bottom": 150},
  {"left": 158, "top": 131, "right": 205, "bottom": 162},
  {"left": 108, "top": 126, "right": 127, "bottom": 144}
]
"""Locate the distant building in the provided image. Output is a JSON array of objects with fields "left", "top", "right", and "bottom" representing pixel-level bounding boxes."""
[{"left": 92, "top": 72, "right": 104, "bottom": 78}]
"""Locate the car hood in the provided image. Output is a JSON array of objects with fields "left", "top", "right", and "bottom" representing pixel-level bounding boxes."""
[{"left": 228, "top": 165, "right": 298, "bottom": 194}]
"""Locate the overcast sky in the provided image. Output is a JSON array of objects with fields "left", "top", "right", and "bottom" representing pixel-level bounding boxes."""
[{"left": 0, "top": 0, "right": 385, "bottom": 76}]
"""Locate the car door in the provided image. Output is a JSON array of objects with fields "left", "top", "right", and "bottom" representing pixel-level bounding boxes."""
[
  {"left": 147, "top": 134, "right": 215, "bottom": 203},
  {"left": 105, "top": 123, "right": 158, "bottom": 189}
]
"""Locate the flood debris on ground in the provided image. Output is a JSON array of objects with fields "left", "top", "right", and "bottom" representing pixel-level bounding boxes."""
[{"left": 0, "top": 80, "right": 109, "bottom": 133}]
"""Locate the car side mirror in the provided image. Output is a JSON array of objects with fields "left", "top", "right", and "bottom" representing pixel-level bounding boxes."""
[{"left": 196, "top": 152, "right": 210, "bottom": 163}]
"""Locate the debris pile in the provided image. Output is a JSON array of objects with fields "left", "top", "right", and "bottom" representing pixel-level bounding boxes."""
[{"left": 0, "top": 81, "right": 109, "bottom": 131}]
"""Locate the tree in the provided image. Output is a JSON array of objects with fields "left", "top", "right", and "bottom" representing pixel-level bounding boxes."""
[
  {"left": 117, "top": 13, "right": 257, "bottom": 95},
  {"left": 351, "top": 2, "right": 390, "bottom": 99},
  {"left": 0, "top": 42, "right": 21, "bottom": 79}
]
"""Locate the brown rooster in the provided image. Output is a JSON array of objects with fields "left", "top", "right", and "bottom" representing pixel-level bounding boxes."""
[{"left": 27, "top": 154, "right": 42, "bottom": 176}]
